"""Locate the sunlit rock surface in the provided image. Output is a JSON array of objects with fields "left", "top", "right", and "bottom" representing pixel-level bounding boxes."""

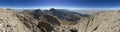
[
  {"left": 78, "top": 11, "right": 120, "bottom": 32},
  {"left": 0, "top": 9, "right": 31, "bottom": 32}
]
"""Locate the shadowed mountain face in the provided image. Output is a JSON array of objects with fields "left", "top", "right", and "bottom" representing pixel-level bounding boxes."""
[
  {"left": 16, "top": 9, "right": 61, "bottom": 32},
  {"left": 16, "top": 8, "right": 87, "bottom": 32},
  {"left": 21, "top": 9, "right": 61, "bottom": 26},
  {"left": 17, "top": 8, "right": 89, "bottom": 25},
  {"left": 43, "top": 8, "right": 90, "bottom": 24}
]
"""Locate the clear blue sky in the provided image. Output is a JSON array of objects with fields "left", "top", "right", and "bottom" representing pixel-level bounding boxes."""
[{"left": 0, "top": 0, "right": 120, "bottom": 9}]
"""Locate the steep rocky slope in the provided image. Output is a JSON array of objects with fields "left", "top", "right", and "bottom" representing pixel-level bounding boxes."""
[
  {"left": 0, "top": 9, "right": 31, "bottom": 32},
  {"left": 78, "top": 11, "right": 120, "bottom": 32},
  {"left": 0, "top": 9, "right": 61, "bottom": 32}
]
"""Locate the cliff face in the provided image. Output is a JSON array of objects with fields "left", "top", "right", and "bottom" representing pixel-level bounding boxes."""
[{"left": 78, "top": 11, "right": 120, "bottom": 32}]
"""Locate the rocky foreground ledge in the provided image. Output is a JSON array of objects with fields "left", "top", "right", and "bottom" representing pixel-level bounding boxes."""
[
  {"left": 0, "top": 9, "right": 120, "bottom": 32},
  {"left": 77, "top": 11, "right": 120, "bottom": 32}
]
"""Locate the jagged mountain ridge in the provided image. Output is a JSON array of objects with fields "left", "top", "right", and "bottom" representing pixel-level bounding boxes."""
[
  {"left": 43, "top": 8, "right": 90, "bottom": 24},
  {"left": 18, "top": 8, "right": 88, "bottom": 25}
]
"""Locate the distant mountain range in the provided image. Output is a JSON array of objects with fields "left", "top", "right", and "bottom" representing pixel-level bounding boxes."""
[
  {"left": 14, "top": 8, "right": 90, "bottom": 23},
  {"left": 42, "top": 8, "right": 90, "bottom": 23}
]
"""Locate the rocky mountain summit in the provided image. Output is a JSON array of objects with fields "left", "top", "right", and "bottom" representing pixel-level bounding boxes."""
[{"left": 0, "top": 8, "right": 120, "bottom": 32}]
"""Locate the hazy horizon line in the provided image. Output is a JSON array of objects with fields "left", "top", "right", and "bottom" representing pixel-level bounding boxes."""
[{"left": 1, "top": 7, "right": 120, "bottom": 10}]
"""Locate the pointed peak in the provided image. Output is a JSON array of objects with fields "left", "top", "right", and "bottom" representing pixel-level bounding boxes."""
[{"left": 50, "top": 8, "right": 56, "bottom": 11}]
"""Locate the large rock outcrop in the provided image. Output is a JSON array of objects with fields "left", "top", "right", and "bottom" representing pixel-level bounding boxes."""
[
  {"left": 78, "top": 11, "right": 120, "bottom": 32},
  {"left": 0, "top": 9, "right": 31, "bottom": 32}
]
